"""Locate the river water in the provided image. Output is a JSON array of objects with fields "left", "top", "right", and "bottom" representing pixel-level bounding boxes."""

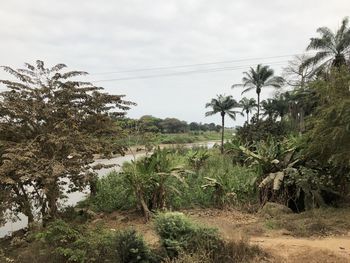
[{"left": 0, "top": 141, "right": 218, "bottom": 237}]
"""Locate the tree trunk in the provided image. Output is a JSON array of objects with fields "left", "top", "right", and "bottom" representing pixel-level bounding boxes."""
[
  {"left": 220, "top": 112, "right": 225, "bottom": 154},
  {"left": 246, "top": 110, "right": 249, "bottom": 124},
  {"left": 137, "top": 192, "right": 151, "bottom": 221},
  {"left": 16, "top": 185, "right": 34, "bottom": 225},
  {"left": 257, "top": 91, "right": 261, "bottom": 121},
  {"left": 46, "top": 183, "right": 59, "bottom": 222},
  {"left": 89, "top": 174, "right": 98, "bottom": 197}
]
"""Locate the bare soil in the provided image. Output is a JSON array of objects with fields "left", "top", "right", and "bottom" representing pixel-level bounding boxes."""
[{"left": 96, "top": 208, "right": 350, "bottom": 262}]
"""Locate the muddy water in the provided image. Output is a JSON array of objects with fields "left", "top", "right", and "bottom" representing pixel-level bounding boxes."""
[{"left": 0, "top": 141, "right": 218, "bottom": 237}]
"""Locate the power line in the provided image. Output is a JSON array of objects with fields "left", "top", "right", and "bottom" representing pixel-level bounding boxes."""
[
  {"left": 91, "top": 60, "right": 289, "bottom": 83},
  {"left": 90, "top": 52, "right": 309, "bottom": 76}
]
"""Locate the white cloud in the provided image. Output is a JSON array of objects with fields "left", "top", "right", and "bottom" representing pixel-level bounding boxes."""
[{"left": 0, "top": 0, "right": 349, "bottom": 125}]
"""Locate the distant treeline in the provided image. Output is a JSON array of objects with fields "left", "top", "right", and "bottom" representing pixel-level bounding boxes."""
[{"left": 116, "top": 115, "right": 222, "bottom": 133}]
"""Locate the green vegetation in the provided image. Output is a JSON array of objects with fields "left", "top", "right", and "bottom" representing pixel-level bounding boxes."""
[
  {"left": 0, "top": 61, "right": 134, "bottom": 225},
  {"left": 90, "top": 147, "right": 258, "bottom": 216},
  {"left": 120, "top": 130, "right": 231, "bottom": 147},
  {"left": 205, "top": 95, "right": 241, "bottom": 153},
  {"left": 1, "top": 16, "right": 350, "bottom": 263},
  {"left": 154, "top": 212, "right": 264, "bottom": 262},
  {"left": 233, "top": 64, "right": 284, "bottom": 120},
  {"left": 1, "top": 213, "right": 265, "bottom": 263}
]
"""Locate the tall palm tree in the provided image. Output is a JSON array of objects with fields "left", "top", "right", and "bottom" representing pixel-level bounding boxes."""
[
  {"left": 205, "top": 95, "right": 240, "bottom": 153},
  {"left": 302, "top": 17, "right": 350, "bottom": 71},
  {"left": 239, "top": 97, "right": 257, "bottom": 124},
  {"left": 233, "top": 64, "right": 284, "bottom": 120}
]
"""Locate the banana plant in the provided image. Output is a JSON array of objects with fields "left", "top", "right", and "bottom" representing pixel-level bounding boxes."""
[{"left": 122, "top": 148, "right": 188, "bottom": 220}]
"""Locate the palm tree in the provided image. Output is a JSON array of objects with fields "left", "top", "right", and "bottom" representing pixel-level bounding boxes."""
[
  {"left": 261, "top": 99, "right": 278, "bottom": 120},
  {"left": 205, "top": 95, "right": 240, "bottom": 153},
  {"left": 233, "top": 64, "right": 284, "bottom": 121},
  {"left": 302, "top": 17, "right": 350, "bottom": 71},
  {"left": 261, "top": 95, "right": 289, "bottom": 121},
  {"left": 239, "top": 97, "right": 257, "bottom": 124}
]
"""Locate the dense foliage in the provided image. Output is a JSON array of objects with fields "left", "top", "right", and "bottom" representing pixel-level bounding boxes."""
[{"left": 0, "top": 61, "right": 134, "bottom": 224}]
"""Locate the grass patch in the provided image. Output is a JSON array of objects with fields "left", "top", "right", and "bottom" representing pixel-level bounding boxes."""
[{"left": 263, "top": 207, "right": 350, "bottom": 237}]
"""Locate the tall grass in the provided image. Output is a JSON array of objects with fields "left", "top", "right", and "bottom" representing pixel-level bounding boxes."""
[{"left": 90, "top": 148, "right": 258, "bottom": 213}]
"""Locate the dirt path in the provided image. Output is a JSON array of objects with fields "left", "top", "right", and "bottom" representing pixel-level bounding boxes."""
[
  {"left": 186, "top": 209, "right": 350, "bottom": 263},
  {"left": 96, "top": 209, "right": 350, "bottom": 262},
  {"left": 251, "top": 236, "right": 350, "bottom": 262}
]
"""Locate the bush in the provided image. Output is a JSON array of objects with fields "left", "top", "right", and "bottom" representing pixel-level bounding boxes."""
[
  {"left": 154, "top": 212, "right": 265, "bottom": 262},
  {"left": 92, "top": 171, "right": 136, "bottom": 212},
  {"left": 115, "top": 229, "right": 153, "bottom": 263},
  {"left": 163, "top": 251, "right": 211, "bottom": 263},
  {"left": 35, "top": 220, "right": 117, "bottom": 263},
  {"left": 154, "top": 212, "right": 220, "bottom": 258},
  {"left": 90, "top": 149, "right": 258, "bottom": 214},
  {"left": 236, "top": 118, "right": 289, "bottom": 144}
]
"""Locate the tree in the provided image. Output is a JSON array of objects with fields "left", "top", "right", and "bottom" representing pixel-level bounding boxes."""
[
  {"left": 261, "top": 99, "right": 277, "bottom": 120},
  {"left": 189, "top": 122, "right": 200, "bottom": 131},
  {"left": 205, "top": 95, "right": 240, "bottom": 153},
  {"left": 139, "top": 115, "right": 162, "bottom": 133},
  {"left": 306, "top": 67, "right": 350, "bottom": 171},
  {"left": 302, "top": 17, "right": 350, "bottom": 71},
  {"left": 283, "top": 55, "right": 316, "bottom": 87},
  {"left": 261, "top": 94, "right": 289, "bottom": 121},
  {"left": 159, "top": 118, "right": 188, "bottom": 133},
  {"left": 233, "top": 64, "right": 284, "bottom": 120},
  {"left": 0, "top": 60, "right": 135, "bottom": 225},
  {"left": 239, "top": 97, "right": 257, "bottom": 123}
]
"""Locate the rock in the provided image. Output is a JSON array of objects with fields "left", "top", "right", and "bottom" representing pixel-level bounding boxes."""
[{"left": 259, "top": 202, "right": 293, "bottom": 218}]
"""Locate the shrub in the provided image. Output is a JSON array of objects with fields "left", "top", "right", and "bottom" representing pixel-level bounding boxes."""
[
  {"left": 115, "top": 229, "right": 153, "bottom": 263},
  {"left": 154, "top": 212, "right": 265, "bottom": 262},
  {"left": 154, "top": 212, "right": 220, "bottom": 258},
  {"left": 35, "top": 220, "right": 116, "bottom": 262},
  {"left": 163, "top": 252, "right": 211, "bottom": 263},
  {"left": 92, "top": 171, "right": 136, "bottom": 212},
  {"left": 211, "top": 239, "right": 264, "bottom": 263},
  {"left": 236, "top": 118, "right": 289, "bottom": 145}
]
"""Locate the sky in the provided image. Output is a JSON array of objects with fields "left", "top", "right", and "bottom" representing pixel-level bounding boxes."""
[{"left": 0, "top": 0, "right": 349, "bottom": 126}]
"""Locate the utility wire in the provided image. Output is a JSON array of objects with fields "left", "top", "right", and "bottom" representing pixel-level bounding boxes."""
[
  {"left": 91, "top": 60, "right": 288, "bottom": 83},
  {"left": 90, "top": 52, "right": 312, "bottom": 76}
]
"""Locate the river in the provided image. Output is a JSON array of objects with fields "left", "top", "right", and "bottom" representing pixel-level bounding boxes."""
[{"left": 0, "top": 141, "right": 218, "bottom": 237}]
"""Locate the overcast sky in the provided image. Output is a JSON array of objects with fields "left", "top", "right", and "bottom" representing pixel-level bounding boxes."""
[{"left": 0, "top": 0, "right": 349, "bottom": 126}]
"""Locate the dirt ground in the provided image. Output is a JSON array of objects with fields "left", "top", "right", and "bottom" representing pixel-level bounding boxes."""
[{"left": 97, "top": 208, "right": 350, "bottom": 263}]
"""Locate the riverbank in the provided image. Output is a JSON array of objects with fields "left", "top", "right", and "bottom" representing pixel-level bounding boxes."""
[
  {"left": 0, "top": 141, "right": 219, "bottom": 238},
  {"left": 2, "top": 207, "right": 350, "bottom": 262},
  {"left": 119, "top": 130, "right": 233, "bottom": 146}
]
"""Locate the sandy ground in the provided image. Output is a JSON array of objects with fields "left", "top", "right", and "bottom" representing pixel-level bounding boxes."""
[
  {"left": 98, "top": 208, "right": 350, "bottom": 263},
  {"left": 188, "top": 209, "right": 350, "bottom": 263}
]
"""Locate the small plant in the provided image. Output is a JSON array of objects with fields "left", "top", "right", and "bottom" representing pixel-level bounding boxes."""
[
  {"left": 35, "top": 220, "right": 117, "bottom": 262},
  {"left": 154, "top": 212, "right": 220, "bottom": 258},
  {"left": 115, "top": 229, "right": 153, "bottom": 263},
  {"left": 186, "top": 149, "right": 210, "bottom": 171},
  {"left": 154, "top": 212, "right": 264, "bottom": 262},
  {"left": 92, "top": 171, "right": 136, "bottom": 212}
]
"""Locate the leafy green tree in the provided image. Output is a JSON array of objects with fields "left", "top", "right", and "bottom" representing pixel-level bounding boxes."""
[
  {"left": 306, "top": 68, "right": 350, "bottom": 172},
  {"left": 189, "top": 122, "right": 200, "bottom": 131},
  {"left": 205, "top": 95, "right": 240, "bottom": 153},
  {"left": 233, "top": 64, "right": 284, "bottom": 120},
  {"left": 159, "top": 118, "right": 188, "bottom": 133},
  {"left": 302, "top": 17, "right": 350, "bottom": 71},
  {"left": 0, "top": 60, "right": 134, "bottom": 224},
  {"left": 261, "top": 94, "right": 289, "bottom": 121},
  {"left": 239, "top": 97, "right": 257, "bottom": 123},
  {"left": 139, "top": 115, "right": 162, "bottom": 133}
]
